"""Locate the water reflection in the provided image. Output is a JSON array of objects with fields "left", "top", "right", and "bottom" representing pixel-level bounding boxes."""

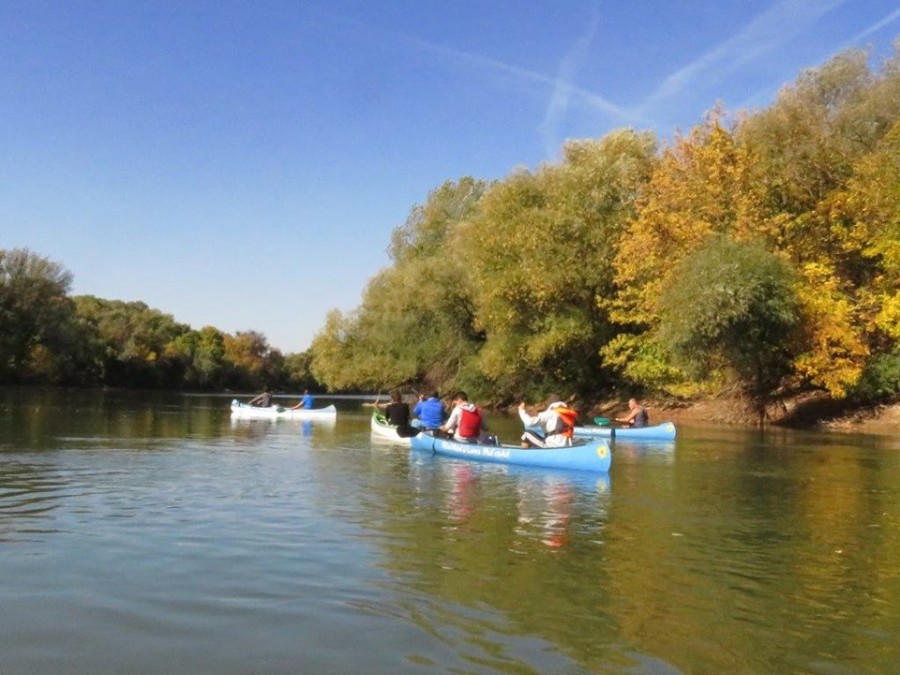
[
  {"left": 610, "top": 440, "right": 676, "bottom": 463},
  {"left": 228, "top": 416, "right": 336, "bottom": 439},
  {"left": 407, "top": 453, "right": 611, "bottom": 552}
]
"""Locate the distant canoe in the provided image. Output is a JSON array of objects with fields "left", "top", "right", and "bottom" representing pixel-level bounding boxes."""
[
  {"left": 230, "top": 399, "right": 337, "bottom": 420},
  {"left": 411, "top": 431, "right": 611, "bottom": 473},
  {"left": 574, "top": 422, "right": 676, "bottom": 441}
]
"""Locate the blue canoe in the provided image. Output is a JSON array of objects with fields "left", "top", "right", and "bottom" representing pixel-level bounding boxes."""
[
  {"left": 573, "top": 422, "right": 676, "bottom": 441},
  {"left": 410, "top": 431, "right": 611, "bottom": 473}
]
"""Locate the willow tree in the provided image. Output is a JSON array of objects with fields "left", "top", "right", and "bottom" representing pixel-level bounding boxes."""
[
  {"left": 659, "top": 236, "right": 801, "bottom": 424},
  {"left": 0, "top": 248, "right": 81, "bottom": 383},
  {"left": 460, "top": 130, "right": 657, "bottom": 401},
  {"left": 73, "top": 296, "right": 193, "bottom": 387},
  {"left": 310, "top": 178, "right": 488, "bottom": 393},
  {"left": 738, "top": 47, "right": 900, "bottom": 230},
  {"left": 163, "top": 325, "right": 228, "bottom": 389}
]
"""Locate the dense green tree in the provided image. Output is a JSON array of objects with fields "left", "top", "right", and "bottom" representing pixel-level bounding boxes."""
[
  {"left": 73, "top": 296, "right": 190, "bottom": 387},
  {"left": 311, "top": 178, "right": 488, "bottom": 394},
  {"left": 658, "top": 236, "right": 801, "bottom": 423},
  {"left": 283, "top": 349, "right": 318, "bottom": 391},
  {"left": 223, "top": 330, "right": 284, "bottom": 390},
  {"left": 164, "top": 325, "right": 228, "bottom": 389},
  {"left": 0, "top": 248, "right": 80, "bottom": 382}
]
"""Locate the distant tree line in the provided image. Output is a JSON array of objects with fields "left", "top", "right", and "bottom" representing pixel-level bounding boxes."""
[
  {"left": 309, "top": 46, "right": 900, "bottom": 421},
  {"left": 0, "top": 247, "right": 318, "bottom": 391}
]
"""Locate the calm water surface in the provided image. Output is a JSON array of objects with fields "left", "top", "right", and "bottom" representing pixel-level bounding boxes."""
[{"left": 1, "top": 389, "right": 899, "bottom": 674}]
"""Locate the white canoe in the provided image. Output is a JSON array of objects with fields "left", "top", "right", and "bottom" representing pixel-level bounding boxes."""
[
  {"left": 370, "top": 412, "right": 411, "bottom": 444},
  {"left": 230, "top": 399, "right": 337, "bottom": 420}
]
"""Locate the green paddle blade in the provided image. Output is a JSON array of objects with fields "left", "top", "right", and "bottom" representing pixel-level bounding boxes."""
[{"left": 593, "top": 416, "right": 611, "bottom": 426}]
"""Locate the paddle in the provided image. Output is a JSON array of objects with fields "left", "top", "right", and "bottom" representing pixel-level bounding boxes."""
[{"left": 593, "top": 416, "right": 611, "bottom": 426}]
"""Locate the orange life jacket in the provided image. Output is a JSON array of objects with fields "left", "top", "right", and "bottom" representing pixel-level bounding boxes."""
[{"left": 551, "top": 406, "right": 578, "bottom": 439}]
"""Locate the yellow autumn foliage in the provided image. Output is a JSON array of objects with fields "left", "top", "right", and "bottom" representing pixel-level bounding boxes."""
[
  {"left": 792, "top": 263, "right": 868, "bottom": 397},
  {"left": 611, "top": 115, "right": 769, "bottom": 327}
]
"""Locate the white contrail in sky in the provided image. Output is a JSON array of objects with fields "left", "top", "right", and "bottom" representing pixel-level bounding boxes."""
[
  {"left": 846, "top": 8, "right": 900, "bottom": 44},
  {"left": 314, "top": 5, "right": 630, "bottom": 124},
  {"left": 539, "top": 7, "right": 602, "bottom": 156},
  {"left": 403, "top": 31, "right": 631, "bottom": 124},
  {"left": 638, "top": 0, "right": 849, "bottom": 114}
]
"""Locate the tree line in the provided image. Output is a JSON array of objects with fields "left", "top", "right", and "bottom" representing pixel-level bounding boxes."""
[
  {"left": 0, "top": 247, "right": 317, "bottom": 391},
  {"left": 309, "top": 46, "right": 900, "bottom": 421},
  {"left": 4, "top": 46, "right": 898, "bottom": 418}
]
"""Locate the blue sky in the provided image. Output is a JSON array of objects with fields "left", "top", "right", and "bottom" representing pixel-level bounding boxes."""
[{"left": 2, "top": 1, "right": 898, "bottom": 353}]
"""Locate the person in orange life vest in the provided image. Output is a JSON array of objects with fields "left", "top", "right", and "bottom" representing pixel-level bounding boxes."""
[
  {"left": 518, "top": 395, "right": 578, "bottom": 448},
  {"left": 440, "top": 391, "right": 484, "bottom": 442}
]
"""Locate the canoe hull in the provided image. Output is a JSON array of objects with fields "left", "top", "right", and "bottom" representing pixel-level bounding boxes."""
[
  {"left": 370, "top": 412, "right": 410, "bottom": 444},
  {"left": 230, "top": 399, "right": 337, "bottom": 420},
  {"left": 411, "top": 432, "right": 611, "bottom": 473},
  {"left": 574, "top": 422, "right": 676, "bottom": 441}
]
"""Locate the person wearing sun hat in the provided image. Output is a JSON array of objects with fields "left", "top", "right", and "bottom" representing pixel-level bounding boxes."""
[{"left": 518, "top": 394, "right": 579, "bottom": 448}]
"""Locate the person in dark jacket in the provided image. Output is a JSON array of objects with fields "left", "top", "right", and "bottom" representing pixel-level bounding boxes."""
[{"left": 383, "top": 391, "right": 418, "bottom": 437}]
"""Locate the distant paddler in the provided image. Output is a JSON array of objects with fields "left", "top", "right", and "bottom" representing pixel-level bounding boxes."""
[
  {"left": 291, "top": 389, "right": 315, "bottom": 410},
  {"left": 248, "top": 390, "right": 273, "bottom": 408},
  {"left": 615, "top": 397, "right": 649, "bottom": 428}
]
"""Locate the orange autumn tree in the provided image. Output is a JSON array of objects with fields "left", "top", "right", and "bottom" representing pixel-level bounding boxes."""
[{"left": 605, "top": 114, "right": 770, "bottom": 394}]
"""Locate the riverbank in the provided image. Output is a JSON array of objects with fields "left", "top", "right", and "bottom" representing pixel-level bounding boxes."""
[{"left": 588, "top": 393, "right": 900, "bottom": 435}]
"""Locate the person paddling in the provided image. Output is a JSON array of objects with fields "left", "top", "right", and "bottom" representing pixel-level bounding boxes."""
[
  {"left": 291, "top": 390, "right": 315, "bottom": 410},
  {"left": 616, "top": 397, "right": 649, "bottom": 428},
  {"left": 440, "top": 391, "right": 483, "bottom": 443},
  {"left": 413, "top": 391, "right": 445, "bottom": 429},
  {"left": 382, "top": 390, "right": 418, "bottom": 438},
  {"left": 248, "top": 390, "right": 272, "bottom": 407}
]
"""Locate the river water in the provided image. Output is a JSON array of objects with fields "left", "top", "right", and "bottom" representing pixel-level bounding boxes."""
[{"left": 1, "top": 388, "right": 898, "bottom": 674}]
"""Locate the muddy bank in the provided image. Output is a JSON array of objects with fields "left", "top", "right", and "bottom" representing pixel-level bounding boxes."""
[{"left": 585, "top": 393, "right": 900, "bottom": 435}]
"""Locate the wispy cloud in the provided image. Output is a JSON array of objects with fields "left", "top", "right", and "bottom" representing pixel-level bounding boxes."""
[
  {"left": 638, "top": 0, "right": 849, "bottom": 114},
  {"left": 401, "top": 31, "right": 630, "bottom": 125},
  {"left": 846, "top": 8, "right": 900, "bottom": 44},
  {"left": 538, "top": 7, "right": 602, "bottom": 156}
]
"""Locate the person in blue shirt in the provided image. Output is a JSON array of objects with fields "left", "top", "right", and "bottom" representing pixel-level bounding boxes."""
[
  {"left": 291, "top": 390, "right": 315, "bottom": 410},
  {"left": 413, "top": 391, "right": 445, "bottom": 429}
]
